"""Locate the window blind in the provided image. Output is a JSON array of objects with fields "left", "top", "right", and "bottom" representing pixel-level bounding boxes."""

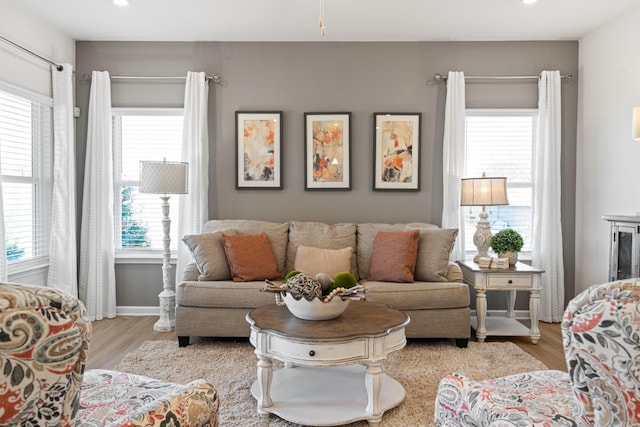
[
  {"left": 464, "top": 111, "right": 536, "bottom": 254},
  {"left": 113, "top": 110, "right": 184, "bottom": 251},
  {"left": 0, "top": 88, "right": 52, "bottom": 266}
]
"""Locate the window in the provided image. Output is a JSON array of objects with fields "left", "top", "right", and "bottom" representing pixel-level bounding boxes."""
[
  {"left": 113, "top": 109, "right": 184, "bottom": 254},
  {"left": 0, "top": 85, "right": 53, "bottom": 270},
  {"left": 464, "top": 109, "right": 536, "bottom": 258}
]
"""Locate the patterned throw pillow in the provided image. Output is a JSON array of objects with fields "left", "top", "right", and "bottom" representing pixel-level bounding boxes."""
[
  {"left": 367, "top": 229, "right": 420, "bottom": 282},
  {"left": 221, "top": 233, "right": 281, "bottom": 282}
]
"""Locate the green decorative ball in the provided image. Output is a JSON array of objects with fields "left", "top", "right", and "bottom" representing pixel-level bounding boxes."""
[
  {"left": 284, "top": 270, "right": 302, "bottom": 283},
  {"left": 331, "top": 272, "right": 358, "bottom": 290}
]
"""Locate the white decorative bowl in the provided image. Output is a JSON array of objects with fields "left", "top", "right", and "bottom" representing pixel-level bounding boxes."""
[{"left": 279, "top": 293, "right": 350, "bottom": 320}]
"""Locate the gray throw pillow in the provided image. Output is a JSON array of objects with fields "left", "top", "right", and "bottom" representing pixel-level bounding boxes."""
[
  {"left": 182, "top": 229, "right": 237, "bottom": 281},
  {"left": 414, "top": 228, "right": 459, "bottom": 282}
]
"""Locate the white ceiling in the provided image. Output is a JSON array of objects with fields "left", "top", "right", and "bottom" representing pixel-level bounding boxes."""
[{"left": 10, "top": 0, "right": 639, "bottom": 42}]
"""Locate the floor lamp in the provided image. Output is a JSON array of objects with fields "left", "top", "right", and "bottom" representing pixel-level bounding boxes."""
[
  {"left": 139, "top": 160, "right": 189, "bottom": 331},
  {"left": 460, "top": 173, "right": 509, "bottom": 263}
]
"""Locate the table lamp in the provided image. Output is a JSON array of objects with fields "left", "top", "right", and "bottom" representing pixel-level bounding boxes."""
[
  {"left": 139, "top": 159, "right": 189, "bottom": 331},
  {"left": 460, "top": 173, "right": 509, "bottom": 263}
]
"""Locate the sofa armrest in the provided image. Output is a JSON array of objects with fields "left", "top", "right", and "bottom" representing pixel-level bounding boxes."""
[
  {"left": 182, "top": 261, "right": 199, "bottom": 282},
  {"left": 446, "top": 262, "right": 463, "bottom": 282}
]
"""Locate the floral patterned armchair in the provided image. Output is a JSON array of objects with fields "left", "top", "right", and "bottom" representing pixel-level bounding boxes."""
[
  {"left": 434, "top": 279, "right": 640, "bottom": 426},
  {"left": 0, "top": 282, "right": 219, "bottom": 427}
]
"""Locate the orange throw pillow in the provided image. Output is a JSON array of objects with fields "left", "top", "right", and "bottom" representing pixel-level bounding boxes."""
[
  {"left": 367, "top": 229, "right": 420, "bottom": 282},
  {"left": 221, "top": 233, "right": 281, "bottom": 282}
]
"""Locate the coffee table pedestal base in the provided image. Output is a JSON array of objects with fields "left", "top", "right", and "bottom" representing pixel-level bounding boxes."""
[{"left": 250, "top": 364, "right": 405, "bottom": 426}]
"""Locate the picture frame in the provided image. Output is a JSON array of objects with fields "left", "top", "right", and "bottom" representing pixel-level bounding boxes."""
[
  {"left": 373, "top": 113, "right": 421, "bottom": 191},
  {"left": 235, "top": 111, "right": 283, "bottom": 189},
  {"left": 304, "top": 112, "right": 351, "bottom": 190}
]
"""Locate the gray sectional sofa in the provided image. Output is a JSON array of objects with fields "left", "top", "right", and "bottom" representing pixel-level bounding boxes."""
[{"left": 176, "top": 219, "right": 471, "bottom": 348}]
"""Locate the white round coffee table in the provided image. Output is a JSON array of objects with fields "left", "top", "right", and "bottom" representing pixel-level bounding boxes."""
[{"left": 246, "top": 300, "right": 409, "bottom": 426}]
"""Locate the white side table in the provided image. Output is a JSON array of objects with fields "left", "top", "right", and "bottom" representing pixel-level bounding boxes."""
[{"left": 458, "top": 260, "right": 544, "bottom": 344}]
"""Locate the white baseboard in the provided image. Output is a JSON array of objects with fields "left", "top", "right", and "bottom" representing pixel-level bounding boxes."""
[
  {"left": 116, "top": 306, "right": 160, "bottom": 316},
  {"left": 471, "top": 309, "right": 530, "bottom": 320}
]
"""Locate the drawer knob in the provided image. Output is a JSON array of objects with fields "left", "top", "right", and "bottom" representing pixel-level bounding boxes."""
[
  {"left": 309, "top": 350, "right": 315, "bottom": 357},
  {"left": 508, "top": 279, "right": 513, "bottom": 284}
]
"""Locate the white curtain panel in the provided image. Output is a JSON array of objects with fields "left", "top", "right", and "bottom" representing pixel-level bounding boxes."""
[
  {"left": 79, "top": 71, "right": 116, "bottom": 320},
  {"left": 177, "top": 72, "right": 210, "bottom": 280},
  {"left": 533, "top": 70, "right": 565, "bottom": 322},
  {"left": 441, "top": 71, "right": 467, "bottom": 261},
  {"left": 0, "top": 171, "right": 6, "bottom": 282},
  {"left": 48, "top": 63, "right": 78, "bottom": 296}
]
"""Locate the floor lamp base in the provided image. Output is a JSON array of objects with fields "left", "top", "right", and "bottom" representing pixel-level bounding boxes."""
[{"left": 154, "top": 290, "right": 176, "bottom": 332}]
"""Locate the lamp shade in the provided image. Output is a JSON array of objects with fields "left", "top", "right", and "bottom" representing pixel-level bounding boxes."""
[
  {"left": 633, "top": 106, "right": 640, "bottom": 141},
  {"left": 139, "top": 160, "right": 189, "bottom": 194},
  {"left": 460, "top": 176, "right": 509, "bottom": 206}
]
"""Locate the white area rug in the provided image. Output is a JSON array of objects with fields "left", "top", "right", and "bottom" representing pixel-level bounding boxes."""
[{"left": 116, "top": 340, "right": 548, "bottom": 426}]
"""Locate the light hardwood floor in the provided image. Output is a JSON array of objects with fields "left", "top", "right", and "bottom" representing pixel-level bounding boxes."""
[{"left": 86, "top": 316, "right": 567, "bottom": 372}]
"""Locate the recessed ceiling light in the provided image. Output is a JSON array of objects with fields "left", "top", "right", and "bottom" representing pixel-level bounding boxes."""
[
  {"left": 522, "top": 0, "right": 538, "bottom": 4},
  {"left": 114, "top": 0, "right": 129, "bottom": 6}
]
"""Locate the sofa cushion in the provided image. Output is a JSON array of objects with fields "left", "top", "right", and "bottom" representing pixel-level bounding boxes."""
[
  {"left": 415, "top": 228, "right": 459, "bottom": 282},
  {"left": 434, "top": 370, "right": 576, "bottom": 426},
  {"left": 294, "top": 245, "right": 353, "bottom": 278},
  {"left": 362, "top": 280, "right": 470, "bottom": 310},
  {"left": 78, "top": 370, "right": 220, "bottom": 427},
  {"left": 368, "top": 230, "right": 420, "bottom": 282},
  {"left": 221, "top": 233, "right": 281, "bottom": 282},
  {"left": 182, "top": 230, "right": 237, "bottom": 281},
  {"left": 177, "top": 280, "right": 278, "bottom": 308},
  {"left": 202, "top": 219, "right": 289, "bottom": 275},
  {"left": 357, "top": 222, "right": 437, "bottom": 280},
  {"left": 286, "top": 221, "right": 357, "bottom": 276}
]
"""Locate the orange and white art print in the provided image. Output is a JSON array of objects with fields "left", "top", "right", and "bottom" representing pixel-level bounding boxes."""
[
  {"left": 374, "top": 113, "right": 421, "bottom": 191},
  {"left": 235, "top": 111, "right": 282, "bottom": 189},
  {"left": 304, "top": 113, "right": 351, "bottom": 190}
]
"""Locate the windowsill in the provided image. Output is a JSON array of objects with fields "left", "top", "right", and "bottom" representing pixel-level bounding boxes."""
[
  {"left": 8, "top": 258, "right": 49, "bottom": 276},
  {"left": 115, "top": 250, "right": 177, "bottom": 265}
]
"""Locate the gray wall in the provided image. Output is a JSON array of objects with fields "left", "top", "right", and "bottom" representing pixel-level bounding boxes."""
[{"left": 75, "top": 41, "right": 578, "bottom": 309}]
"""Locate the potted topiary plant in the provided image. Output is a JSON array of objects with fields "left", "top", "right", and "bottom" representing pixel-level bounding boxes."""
[{"left": 490, "top": 228, "right": 524, "bottom": 265}]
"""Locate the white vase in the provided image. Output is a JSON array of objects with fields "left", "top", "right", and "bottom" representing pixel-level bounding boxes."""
[{"left": 499, "top": 251, "right": 518, "bottom": 265}]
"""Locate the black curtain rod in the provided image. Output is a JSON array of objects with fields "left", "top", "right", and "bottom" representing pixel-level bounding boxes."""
[{"left": 0, "top": 35, "right": 64, "bottom": 71}]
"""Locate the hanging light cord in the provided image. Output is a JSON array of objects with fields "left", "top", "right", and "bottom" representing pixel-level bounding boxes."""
[{"left": 319, "top": 0, "right": 326, "bottom": 36}]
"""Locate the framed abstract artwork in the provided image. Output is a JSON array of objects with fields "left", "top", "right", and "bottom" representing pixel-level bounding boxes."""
[
  {"left": 235, "top": 111, "right": 283, "bottom": 189},
  {"left": 304, "top": 112, "right": 351, "bottom": 190},
  {"left": 304, "top": 113, "right": 351, "bottom": 190},
  {"left": 373, "top": 113, "right": 421, "bottom": 191}
]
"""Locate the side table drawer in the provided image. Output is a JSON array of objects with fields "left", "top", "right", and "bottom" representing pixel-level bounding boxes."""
[
  {"left": 267, "top": 335, "right": 368, "bottom": 363},
  {"left": 486, "top": 274, "right": 532, "bottom": 289}
]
